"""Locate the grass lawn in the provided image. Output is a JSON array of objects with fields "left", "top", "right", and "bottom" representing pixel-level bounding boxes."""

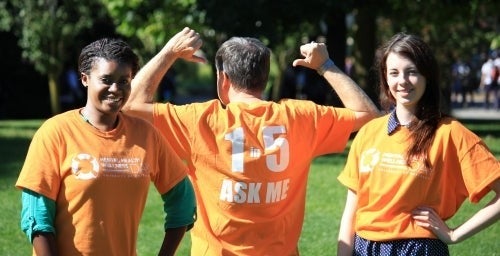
[{"left": 0, "top": 119, "right": 498, "bottom": 255}]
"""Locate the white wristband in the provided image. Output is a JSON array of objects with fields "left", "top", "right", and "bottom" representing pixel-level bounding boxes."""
[{"left": 317, "top": 59, "right": 335, "bottom": 76}]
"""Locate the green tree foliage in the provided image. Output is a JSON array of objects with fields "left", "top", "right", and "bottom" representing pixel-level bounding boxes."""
[
  {"left": 350, "top": 0, "right": 499, "bottom": 110},
  {"left": 101, "top": 0, "right": 201, "bottom": 61},
  {"left": 101, "top": 0, "right": 348, "bottom": 100},
  {"left": 1, "top": 0, "right": 106, "bottom": 114},
  {"left": 2, "top": 0, "right": 498, "bottom": 115},
  {"left": 379, "top": 0, "right": 499, "bottom": 63},
  {"left": 196, "top": 0, "right": 352, "bottom": 100},
  {"left": 0, "top": 2, "right": 13, "bottom": 31},
  {"left": 100, "top": 0, "right": 212, "bottom": 97}
]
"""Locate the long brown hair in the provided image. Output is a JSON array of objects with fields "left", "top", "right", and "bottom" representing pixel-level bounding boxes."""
[{"left": 376, "top": 33, "right": 445, "bottom": 170}]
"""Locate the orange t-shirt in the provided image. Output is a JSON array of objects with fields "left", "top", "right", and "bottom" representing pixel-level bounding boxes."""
[
  {"left": 153, "top": 99, "right": 356, "bottom": 255},
  {"left": 16, "top": 109, "right": 187, "bottom": 255},
  {"left": 338, "top": 115, "right": 500, "bottom": 241}
]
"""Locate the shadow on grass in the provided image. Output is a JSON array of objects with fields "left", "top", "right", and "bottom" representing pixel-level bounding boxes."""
[
  {"left": 459, "top": 119, "right": 500, "bottom": 157},
  {"left": 0, "top": 122, "right": 40, "bottom": 130},
  {"left": 0, "top": 137, "right": 31, "bottom": 187},
  {"left": 0, "top": 120, "right": 41, "bottom": 188},
  {"left": 460, "top": 119, "right": 500, "bottom": 134}
]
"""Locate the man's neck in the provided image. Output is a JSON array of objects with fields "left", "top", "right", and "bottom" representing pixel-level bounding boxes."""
[
  {"left": 231, "top": 95, "right": 262, "bottom": 103},
  {"left": 228, "top": 87, "right": 263, "bottom": 104}
]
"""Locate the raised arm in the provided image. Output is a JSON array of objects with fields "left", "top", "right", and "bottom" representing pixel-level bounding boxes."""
[
  {"left": 293, "top": 42, "right": 380, "bottom": 131},
  {"left": 123, "top": 27, "right": 205, "bottom": 122}
]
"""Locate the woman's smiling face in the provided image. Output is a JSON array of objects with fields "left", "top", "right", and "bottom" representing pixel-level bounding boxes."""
[
  {"left": 81, "top": 58, "right": 133, "bottom": 115},
  {"left": 385, "top": 52, "right": 426, "bottom": 113}
]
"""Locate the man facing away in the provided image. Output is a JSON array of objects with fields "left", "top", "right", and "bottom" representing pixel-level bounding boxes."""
[{"left": 124, "top": 28, "right": 380, "bottom": 255}]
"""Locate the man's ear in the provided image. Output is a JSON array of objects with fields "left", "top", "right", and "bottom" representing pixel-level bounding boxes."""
[
  {"left": 221, "top": 72, "right": 230, "bottom": 89},
  {"left": 216, "top": 71, "right": 231, "bottom": 106}
]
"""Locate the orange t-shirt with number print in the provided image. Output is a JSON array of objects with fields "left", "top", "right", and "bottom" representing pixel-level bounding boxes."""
[{"left": 153, "top": 99, "right": 355, "bottom": 256}]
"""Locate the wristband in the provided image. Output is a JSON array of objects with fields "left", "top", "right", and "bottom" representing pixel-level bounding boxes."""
[{"left": 317, "top": 59, "right": 335, "bottom": 76}]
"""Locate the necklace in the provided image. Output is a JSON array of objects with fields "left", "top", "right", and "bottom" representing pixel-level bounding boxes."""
[
  {"left": 79, "top": 108, "right": 119, "bottom": 131},
  {"left": 79, "top": 108, "right": 99, "bottom": 130}
]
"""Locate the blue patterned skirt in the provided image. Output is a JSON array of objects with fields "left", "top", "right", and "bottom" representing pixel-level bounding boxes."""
[{"left": 353, "top": 234, "right": 449, "bottom": 256}]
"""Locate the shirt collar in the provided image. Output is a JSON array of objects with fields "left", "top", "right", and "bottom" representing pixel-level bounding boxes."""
[{"left": 387, "top": 109, "right": 401, "bottom": 134}]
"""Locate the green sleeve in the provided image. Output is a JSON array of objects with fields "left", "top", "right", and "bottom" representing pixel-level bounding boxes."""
[
  {"left": 20, "top": 189, "right": 56, "bottom": 243},
  {"left": 161, "top": 177, "right": 197, "bottom": 230}
]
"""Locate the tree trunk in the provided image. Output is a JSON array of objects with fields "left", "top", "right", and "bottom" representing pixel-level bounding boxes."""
[
  {"left": 326, "top": 9, "right": 346, "bottom": 73},
  {"left": 353, "top": 6, "right": 378, "bottom": 107},
  {"left": 270, "top": 50, "right": 287, "bottom": 101},
  {"left": 326, "top": 8, "right": 347, "bottom": 107},
  {"left": 48, "top": 72, "right": 61, "bottom": 115}
]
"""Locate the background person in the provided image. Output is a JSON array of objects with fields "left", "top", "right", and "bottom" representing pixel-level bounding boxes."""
[
  {"left": 450, "top": 58, "right": 473, "bottom": 108},
  {"left": 337, "top": 32, "right": 500, "bottom": 256},
  {"left": 480, "top": 50, "right": 499, "bottom": 109},
  {"left": 124, "top": 28, "right": 380, "bottom": 255},
  {"left": 16, "top": 38, "right": 196, "bottom": 256}
]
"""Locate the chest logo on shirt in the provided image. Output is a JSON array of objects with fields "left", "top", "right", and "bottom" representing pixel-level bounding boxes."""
[
  {"left": 359, "top": 148, "right": 429, "bottom": 178},
  {"left": 71, "top": 153, "right": 100, "bottom": 180},
  {"left": 359, "top": 148, "right": 381, "bottom": 173},
  {"left": 71, "top": 153, "right": 147, "bottom": 179}
]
